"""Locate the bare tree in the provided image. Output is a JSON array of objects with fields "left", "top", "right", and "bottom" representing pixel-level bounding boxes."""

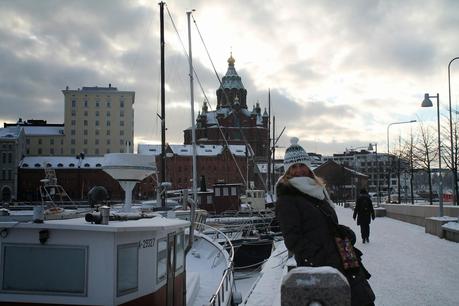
[
  {"left": 412, "top": 122, "right": 438, "bottom": 205},
  {"left": 441, "top": 112, "right": 459, "bottom": 204}
]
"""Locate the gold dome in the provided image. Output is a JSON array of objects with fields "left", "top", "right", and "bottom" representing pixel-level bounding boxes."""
[{"left": 227, "top": 53, "right": 235, "bottom": 66}]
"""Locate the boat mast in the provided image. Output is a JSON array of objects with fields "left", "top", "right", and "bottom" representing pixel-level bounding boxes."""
[
  {"left": 187, "top": 10, "right": 197, "bottom": 203},
  {"left": 267, "top": 89, "right": 271, "bottom": 193},
  {"left": 159, "top": 1, "right": 166, "bottom": 207}
]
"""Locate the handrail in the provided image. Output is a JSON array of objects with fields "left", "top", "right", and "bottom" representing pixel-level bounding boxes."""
[{"left": 194, "top": 222, "right": 235, "bottom": 306}]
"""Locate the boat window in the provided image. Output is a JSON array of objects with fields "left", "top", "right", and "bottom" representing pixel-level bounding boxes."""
[
  {"left": 2, "top": 244, "right": 87, "bottom": 295},
  {"left": 175, "top": 232, "right": 184, "bottom": 273},
  {"left": 157, "top": 238, "right": 167, "bottom": 283},
  {"left": 117, "top": 243, "right": 138, "bottom": 296}
]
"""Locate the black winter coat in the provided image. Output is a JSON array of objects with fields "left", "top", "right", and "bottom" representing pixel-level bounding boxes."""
[
  {"left": 353, "top": 194, "right": 375, "bottom": 225},
  {"left": 276, "top": 181, "right": 375, "bottom": 306}
]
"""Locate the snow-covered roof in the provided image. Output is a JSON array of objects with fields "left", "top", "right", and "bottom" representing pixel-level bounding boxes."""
[
  {"left": 23, "top": 126, "right": 65, "bottom": 136},
  {"left": 0, "top": 127, "right": 22, "bottom": 139},
  {"left": 137, "top": 143, "right": 248, "bottom": 157},
  {"left": 19, "top": 156, "right": 105, "bottom": 169}
]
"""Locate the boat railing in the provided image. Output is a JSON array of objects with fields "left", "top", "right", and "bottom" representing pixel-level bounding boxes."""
[{"left": 195, "top": 222, "right": 235, "bottom": 306}]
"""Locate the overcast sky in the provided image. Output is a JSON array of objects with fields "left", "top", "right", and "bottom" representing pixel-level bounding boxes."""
[{"left": 1, "top": 0, "right": 459, "bottom": 157}]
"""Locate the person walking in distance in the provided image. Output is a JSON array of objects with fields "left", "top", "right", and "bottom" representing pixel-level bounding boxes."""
[
  {"left": 276, "top": 137, "right": 375, "bottom": 306},
  {"left": 353, "top": 189, "right": 375, "bottom": 243}
]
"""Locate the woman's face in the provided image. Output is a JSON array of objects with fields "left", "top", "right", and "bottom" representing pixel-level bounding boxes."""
[{"left": 288, "top": 163, "right": 312, "bottom": 178}]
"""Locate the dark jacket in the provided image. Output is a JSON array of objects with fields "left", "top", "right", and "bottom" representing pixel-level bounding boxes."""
[
  {"left": 353, "top": 194, "right": 375, "bottom": 225},
  {"left": 276, "top": 181, "right": 375, "bottom": 306}
]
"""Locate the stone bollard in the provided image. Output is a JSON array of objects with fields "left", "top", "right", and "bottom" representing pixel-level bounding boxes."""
[{"left": 281, "top": 266, "right": 350, "bottom": 306}]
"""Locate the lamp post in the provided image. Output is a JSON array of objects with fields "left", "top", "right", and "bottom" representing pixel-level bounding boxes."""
[
  {"left": 387, "top": 120, "right": 417, "bottom": 203},
  {"left": 448, "top": 57, "right": 459, "bottom": 206},
  {"left": 422, "top": 93, "right": 444, "bottom": 216},
  {"left": 368, "top": 142, "right": 380, "bottom": 206}
]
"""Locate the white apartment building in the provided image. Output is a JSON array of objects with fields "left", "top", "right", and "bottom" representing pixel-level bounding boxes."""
[{"left": 62, "top": 84, "right": 135, "bottom": 155}]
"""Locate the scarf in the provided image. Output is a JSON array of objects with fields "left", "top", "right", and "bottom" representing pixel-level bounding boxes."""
[{"left": 288, "top": 176, "right": 335, "bottom": 207}]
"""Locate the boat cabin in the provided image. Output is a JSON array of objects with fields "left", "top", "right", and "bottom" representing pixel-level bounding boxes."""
[{"left": 0, "top": 215, "right": 189, "bottom": 306}]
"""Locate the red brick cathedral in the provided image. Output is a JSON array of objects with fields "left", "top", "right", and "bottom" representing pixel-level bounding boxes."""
[{"left": 183, "top": 54, "right": 270, "bottom": 160}]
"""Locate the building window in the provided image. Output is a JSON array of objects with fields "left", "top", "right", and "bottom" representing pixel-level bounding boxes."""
[
  {"left": 95, "top": 148, "right": 99, "bottom": 155},
  {"left": 26, "top": 139, "right": 30, "bottom": 145},
  {"left": 96, "top": 101, "right": 100, "bottom": 108},
  {"left": 120, "top": 121, "right": 124, "bottom": 126},
  {"left": 38, "top": 148, "right": 42, "bottom": 154},
  {"left": 120, "top": 101, "right": 124, "bottom": 108},
  {"left": 95, "top": 139, "right": 99, "bottom": 145},
  {"left": 50, "top": 148, "right": 54, "bottom": 155},
  {"left": 84, "top": 130, "right": 88, "bottom": 135},
  {"left": 95, "top": 130, "right": 99, "bottom": 136},
  {"left": 84, "top": 110, "right": 88, "bottom": 116},
  {"left": 71, "top": 100, "right": 76, "bottom": 107},
  {"left": 96, "top": 111, "right": 99, "bottom": 117},
  {"left": 84, "top": 139, "right": 88, "bottom": 145},
  {"left": 71, "top": 148, "right": 75, "bottom": 155},
  {"left": 8, "top": 153, "right": 12, "bottom": 163},
  {"left": 120, "top": 110, "right": 124, "bottom": 117},
  {"left": 120, "top": 130, "right": 124, "bottom": 136},
  {"left": 84, "top": 100, "right": 88, "bottom": 107},
  {"left": 120, "top": 139, "right": 124, "bottom": 145},
  {"left": 95, "top": 120, "right": 99, "bottom": 126},
  {"left": 107, "top": 101, "right": 111, "bottom": 108},
  {"left": 38, "top": 138, "right": 42, "bottom": 145},
  {"left": 71, "top": 119, "right": 76, "bottom": 126},
  {"left": 71, "top": 110, "right": 76, "bottom": 116},
  {"left": 84, "top": 120, "right": 88, "bottom": 126},
  {"left": 71, "top": 130, "right": 75, "bottom": 135},
  {"left": 106, "top": 111, "right": 110, "bottom": 117},
  {"left": 71, "top": 139, "right": 75, "bottom": 145},
  {"left": 107, "top": 130, "right": 110, "bottom": 136},
  {"left": 2, "top": 153, "right": 5, "bottom": 163},
  {"left": 106, "top": 121, "right": 111, "bottom": 127},
  {"left": 107, "top": 139, "right": 111, "bottom": 145}
]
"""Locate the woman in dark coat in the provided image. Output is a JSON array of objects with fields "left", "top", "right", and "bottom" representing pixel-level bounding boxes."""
[{"left": 276, "top": 138, "right": 375, "bottom": 306}]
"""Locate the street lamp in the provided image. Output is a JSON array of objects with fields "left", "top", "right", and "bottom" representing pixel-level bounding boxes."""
[
  {"left": 387, "top": 120, "right": 417, "bottom": 203},
  {"left": 368, "top": 142, "right": 380, "bottom": 206},
  {"left": 421, "top": 93, "right": 444, "bottom": 216},
  {"left": 448, "top": 57, "right": 459, "bottom": 206}
]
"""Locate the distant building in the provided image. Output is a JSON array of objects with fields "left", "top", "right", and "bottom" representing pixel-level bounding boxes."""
[
  {"left": 324, "top": 149, "right": 410, "bottom": 202},
  {"left": 4, "top": 119, "right": 65, "bottom": 156},
  {"left": 62, "top": 84, "right": 135, "bottom": 155},
  {"left": 0, "top": 126, "right": 26, "bottom": 202},
  {"left": 138, "top": 143, "right": 248, "bottom": 190}
]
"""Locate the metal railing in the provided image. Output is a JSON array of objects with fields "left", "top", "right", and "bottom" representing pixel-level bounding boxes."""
[{"left": 195, "top": 222, "right": 236, "bottom": 306}]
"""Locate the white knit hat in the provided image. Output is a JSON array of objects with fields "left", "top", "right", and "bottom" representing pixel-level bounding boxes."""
[{"left": 283, "top": 137, "right": 312, "bottom": 173}]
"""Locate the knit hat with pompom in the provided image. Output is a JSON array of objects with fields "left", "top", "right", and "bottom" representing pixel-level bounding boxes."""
[{"left": 283, "top": 137, "right": 312, "bottom": 173}]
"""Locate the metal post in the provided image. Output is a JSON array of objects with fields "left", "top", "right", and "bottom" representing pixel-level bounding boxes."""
[{"left": 435, "top": 94, "right": 444, "bottom": 216}]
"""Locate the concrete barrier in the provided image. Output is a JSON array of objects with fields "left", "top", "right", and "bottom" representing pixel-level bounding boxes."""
[{"left": 281, "top": 266, "right": 350, "bottom": 306}]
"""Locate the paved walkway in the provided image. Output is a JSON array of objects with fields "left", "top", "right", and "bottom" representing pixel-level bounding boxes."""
[{"left": 335, "top": 205, "right": 459, "bottom": 306}]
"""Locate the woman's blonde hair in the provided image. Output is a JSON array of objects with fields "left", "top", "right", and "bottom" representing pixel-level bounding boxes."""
[{"left": 281, "top": 163, "right": 326, "bottom": 186}]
